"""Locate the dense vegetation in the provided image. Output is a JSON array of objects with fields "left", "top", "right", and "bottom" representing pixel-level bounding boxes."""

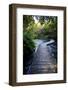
[{"left": 23, "top": 15, "right": 57, "bottom": 70}]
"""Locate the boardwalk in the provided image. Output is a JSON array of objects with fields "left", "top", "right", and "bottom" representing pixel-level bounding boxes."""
[{"left": 25, "top": 40, "right": 57, "bottom": 74}]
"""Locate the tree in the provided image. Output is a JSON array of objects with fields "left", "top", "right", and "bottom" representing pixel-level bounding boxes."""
[
  {"left": 39, "top": 16, "right": 45, "bottom": 25},
  {"left": 23, "top": 15, "right": 35, "bottom": 63},
  {"left": 23, "top": 15, "right": 34, "bottom": 30}
]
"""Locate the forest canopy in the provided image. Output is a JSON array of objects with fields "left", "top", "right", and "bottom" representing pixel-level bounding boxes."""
[{"left": 23, "top": 15, "right": 57, "bottom": 40}]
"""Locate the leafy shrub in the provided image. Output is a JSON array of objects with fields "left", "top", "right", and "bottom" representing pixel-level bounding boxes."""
[{"left": 23, "top": 31, "right": 35, "bottom": 58}]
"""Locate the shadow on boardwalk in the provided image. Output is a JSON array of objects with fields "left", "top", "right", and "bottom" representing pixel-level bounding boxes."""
[{"left": 23, "top": 39, "right": 57, "bottom": 74}]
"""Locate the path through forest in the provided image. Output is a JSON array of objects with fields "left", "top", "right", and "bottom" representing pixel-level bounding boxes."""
[{"left": 26, "top": 39, "right": 57, "bottom": 74}]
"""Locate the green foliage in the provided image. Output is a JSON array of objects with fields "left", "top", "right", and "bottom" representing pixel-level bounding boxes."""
[
  {"left": 23, "top": 31, "right": 35, "bottom": 57},
  {"left": 23, "top": 15, "right": 34, "bottom": 30},
  {"left": 23, "top": 15, "right": 35, "bottom": 58},
  {"left": 43, "top": 17, "right": 57, "bottom": 41},
  {"left": 39, "top": 16, "right": 45, "bottom": 25}
]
